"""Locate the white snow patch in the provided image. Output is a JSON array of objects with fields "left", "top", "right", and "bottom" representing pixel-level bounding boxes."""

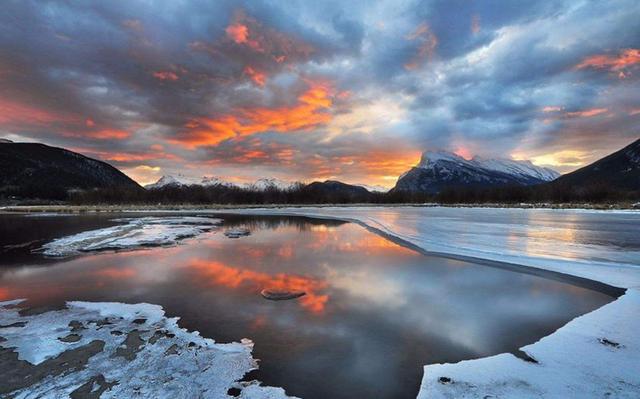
[
  {"left": 0, "top": 300, "right": 292, "bottom": 398},
  {"left": 419, "top": 288, "right": 640, "bottom": 398},
  {"left": 38, "top": 216, "right": 222, "bottom": 257}
]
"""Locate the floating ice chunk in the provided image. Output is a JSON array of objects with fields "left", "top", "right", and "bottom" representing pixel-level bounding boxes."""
[
  {"left": 38, "top": 216, "right": 222, "bottom": 257},
  {"left": 0, "top": 300, "right": 293, "bottom": 398}
]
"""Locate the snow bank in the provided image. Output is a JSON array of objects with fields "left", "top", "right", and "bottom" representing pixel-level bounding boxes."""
[
  {"left": 419, "top": 288, "right": 640, "bottom": 398},
  {"left": 38, "top": 216, "right": 222, "bottom": 257},
  {"left": 0, "top": 299, "right": 294, "bottom": 399},
  {"left": 211, "top": 206, "right": 640, "bottom": 398}
]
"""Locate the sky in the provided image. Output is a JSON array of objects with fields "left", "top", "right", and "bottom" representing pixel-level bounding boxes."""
[{"left": 0, "top": 0, "right": 639, "bottom": 187}]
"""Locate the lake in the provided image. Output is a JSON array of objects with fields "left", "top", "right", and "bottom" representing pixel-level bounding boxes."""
[{"left": 0, "top": 212, "right": 618, "bottom": 399}]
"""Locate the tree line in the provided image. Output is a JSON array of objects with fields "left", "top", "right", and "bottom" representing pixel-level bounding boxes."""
[
  {"left": 61, "top": 181, "right": 638, "bottom": 205},
  {"left": 2, "top": 180, "right": 636, "bottom": 205}
]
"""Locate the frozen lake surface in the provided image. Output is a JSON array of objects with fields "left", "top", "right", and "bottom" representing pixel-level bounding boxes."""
[{"left": 0, "top": 211, "right": 624, "bottom": 398}]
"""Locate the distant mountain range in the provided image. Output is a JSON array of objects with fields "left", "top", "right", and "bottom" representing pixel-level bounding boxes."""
[
  {"left": 145, "top": 175, "right": 302, "bottom": 191},
  {"left": 0, "top": 140, "right": 141, "bottom": 199},
  {"left": 145, "top": 174, "right": 388, "bottom": 193},
  {"left": 393, "top": 151, "right": 560, "bottom": 194},
  {"left": 2, "top": 138, "right": 638, "bottom": 202}
]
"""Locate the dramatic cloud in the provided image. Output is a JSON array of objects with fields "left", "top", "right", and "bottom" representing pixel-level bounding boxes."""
[
  {"left": 575, "top": 48, "right": 640, "bottom": 79},
  {"left": 0, "top": 0, "right": 638, "bottom": 187}
]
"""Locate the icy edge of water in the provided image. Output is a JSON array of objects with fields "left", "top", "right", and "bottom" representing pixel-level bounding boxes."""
[
  {"left": 419, "top": 288, "right": 640, "bottom": 398},
  {"left": 38, "top": 216, "right": 223, "bottom": 257},
  {"left": 210, "top": 207, "right": 640, "bottom": 398},
  {"left": 0, "top": 299, "right": 295, "bottom": 399}
]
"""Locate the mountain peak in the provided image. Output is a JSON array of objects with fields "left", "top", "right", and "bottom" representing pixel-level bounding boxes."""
[
  {"left": 145, "top": 175, "right": 298, "bottom": 191},
  {"left": 394, "top": 149, "right": 560, "bottom": 194},
  {"left": 418, "top": 150, "right": 467, "bottom": 167}
]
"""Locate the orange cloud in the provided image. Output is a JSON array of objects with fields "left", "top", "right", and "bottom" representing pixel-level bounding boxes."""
[
  {"left": 222, "top": 10, "right": 313, "bottom": 60},
  {"left": 152, "top": 71, "right": 179, "bottom": 81},
  {"left": 0, "top": 98, "right": 78, "bottom": 126},
  {"left": 404, "top": 22, "right": 438, "bottom": 70},
  {"left": 301, "top": 150, "right": 419, "bottom": 188},
  {"left": 243, "top": 66, "right": 266, "bottom": 86},
  {"left": 575, "top": 48, "right": 640, "bottom": 78},
  {"left": 565, "top": 108, "right": 608, "bottom": 118},
  {"left": 225, "top": 19, "right": 262, "bottom": 52},
  {"left": 226, "top": 23, "right": 249, "bottom": 43},
  {"left": 188, "top": 259, "right": 329, "bottom": 314},
  {"left": 72, "top": 147, "right": 180, "bottom": 163},
  {"left": 85, "top": 129, "right": 130, "bottom": 140},
  {"left": 172, "top": 81, "right": 334, "bottom": 147}
]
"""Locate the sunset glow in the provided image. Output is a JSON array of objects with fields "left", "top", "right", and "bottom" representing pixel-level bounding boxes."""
[
  {"left": 0, "top": 2, "right": 637, "bottom": 187},
  {"left": 188, "top": 259, "right": 329, "bottom": 314}
]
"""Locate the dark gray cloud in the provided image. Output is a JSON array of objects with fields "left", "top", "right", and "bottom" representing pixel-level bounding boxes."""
[{"left": 0, "top": 0, "right": 638, "bottom": 185}]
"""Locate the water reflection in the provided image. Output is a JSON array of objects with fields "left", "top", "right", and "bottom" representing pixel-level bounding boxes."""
[
  {"left": 186, "top": 259, "right": 329, "bottom": 314},
  {"left": 0, "top": 213, "right": 616, "bottom": 399}
]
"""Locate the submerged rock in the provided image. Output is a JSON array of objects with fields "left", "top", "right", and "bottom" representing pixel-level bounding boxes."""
[
  {"left": 224, "top": 228, "right": 251, "bottom": 239},
  {"left": 260, "top": 289, "right": 306, "bottom": 301}
]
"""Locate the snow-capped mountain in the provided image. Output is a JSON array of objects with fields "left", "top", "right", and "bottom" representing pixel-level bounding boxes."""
[
  {"left": 145, "top": 175, "right": 299, "bottom": 191},
  {"left": 394, "top": 150, "right": 560, "bottom": 194},
  {"left": 244, "top": 177, "right": 301, "bottom": 191},
  {"left": 145, "top": 175, "right": 199, "bottom": 189},
  {"left": 355, "top": 184, "right": 389, "bottom": 193}
]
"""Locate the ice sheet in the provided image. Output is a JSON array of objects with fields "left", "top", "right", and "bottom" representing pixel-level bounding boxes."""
[
  {"left": 0, "top": 299, "right": 294, "bottom": 399},
  {"left": 39, "top": 216, "right": 222, "bottom": 257}
]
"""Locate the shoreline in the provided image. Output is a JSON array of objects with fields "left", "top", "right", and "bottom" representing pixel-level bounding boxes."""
[{"left": 2, "top": 201, "right": 640, "bottom": 214}]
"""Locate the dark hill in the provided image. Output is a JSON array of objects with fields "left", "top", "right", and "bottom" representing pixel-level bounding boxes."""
[
  {"left": 301, "top": 180, "right": 373, "bottom": 202},
  {"left": 0, "top": 142, "right": 142, "bottom": 200},
  {"left": 550, "top": 138, "right": 640, "bottom": 192}
]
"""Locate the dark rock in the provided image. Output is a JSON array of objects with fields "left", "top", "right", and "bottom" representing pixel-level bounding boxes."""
[
  {"left": 0, "top": 340, "right": 105, "bottom": 394},
  {"left": 598, "top": 338, "right": 622, "bottom": 348},
  {"left": 70, "top": 374, "right": 118, "bottom": 399},
  {"left": 59, "top": 334, "right": 82, "bottom": 343},
  {"left": 260, "top": 289, "right": 306, "bottom": 300}
]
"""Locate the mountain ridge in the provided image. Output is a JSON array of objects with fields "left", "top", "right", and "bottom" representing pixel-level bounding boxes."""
[
  {"left": 0, "top": 141, "right": 142, "bottom": 199},
  {"left": 549, "top": 138, "right": 640, "bottom": 192},
  {"left": 393, "top": 150, "right": 560, "bottom": 194}
]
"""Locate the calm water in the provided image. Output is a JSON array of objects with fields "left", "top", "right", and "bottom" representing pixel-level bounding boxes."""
[{"left": 0, "top": 213, "right": 616, "bottom": 399}]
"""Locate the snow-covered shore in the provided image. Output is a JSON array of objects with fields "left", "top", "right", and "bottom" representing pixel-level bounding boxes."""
[
  {"left": 0, "top": 299, "right": 292, "bottom": 399},
  {"left": 210, "top": 206, "right": 640, "bottom": 398}
]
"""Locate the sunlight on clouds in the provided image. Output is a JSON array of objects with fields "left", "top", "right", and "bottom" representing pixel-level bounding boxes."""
[
  {"left": 122, "top": 165, "right": 162, "bottom": 185},
  {"left": 325, "top": 97, "right": 408, "bottom": 141},
  {"left": 513, "top": 150, "right": 594, "bottom": 171}
]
